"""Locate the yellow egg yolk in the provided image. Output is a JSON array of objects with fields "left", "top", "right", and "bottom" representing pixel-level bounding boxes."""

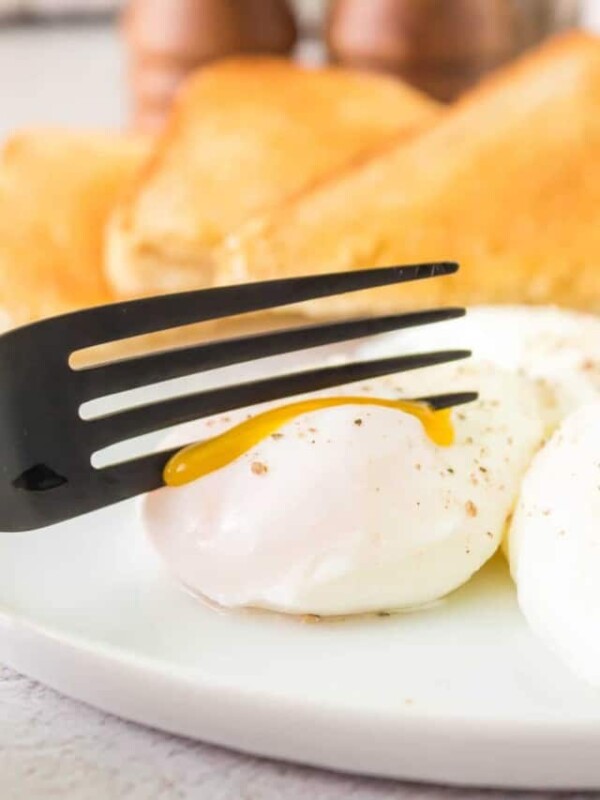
[{"left": 163, "top": 397, "right": 454, "bottom": 488}]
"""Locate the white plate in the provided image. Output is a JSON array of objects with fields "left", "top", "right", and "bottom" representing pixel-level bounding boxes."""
[{"left": 1, "top": 359, "right": 600, "bottom": 790}]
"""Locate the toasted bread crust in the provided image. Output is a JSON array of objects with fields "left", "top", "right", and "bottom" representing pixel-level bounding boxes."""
[
  {"left": 220, "top": 33, "right": 600, "bottom": 317},
  {"left": 106, "top": 56, "right": 440, "bottom": 297},
  {"left": 0, "top": 129, "right": 148, "bottom": 328}
]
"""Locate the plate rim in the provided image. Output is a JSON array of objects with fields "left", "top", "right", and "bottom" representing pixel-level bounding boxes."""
[{"left": 2, "top": 606, "right": 600, "bottom": 790}]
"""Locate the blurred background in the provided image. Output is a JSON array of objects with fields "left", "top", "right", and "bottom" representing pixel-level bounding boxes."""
[{"left": 0, "top": 0, "right": 598, "bottom": 138}]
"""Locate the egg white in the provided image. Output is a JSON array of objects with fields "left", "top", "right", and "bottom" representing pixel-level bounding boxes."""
[
  {"left": 357, "top": 305, "right": 600, "bottom": 424},
  {"left": 509, "top": 403, "right": 600, "bottom": 686},
  {"left": 381, "top": 306, "right": 600, "bottom": 684},
  {"left": 144, "top": 358, "right": 548, "bottom": 616}
]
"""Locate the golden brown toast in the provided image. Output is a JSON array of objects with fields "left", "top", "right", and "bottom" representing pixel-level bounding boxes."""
[
  {"left": 106, "top": 56, "right": 440, "bottom": 298},
  {"left": 0, "top": 129, "right": 305, "bottom": 366},
  {"left": 219, "top": 33, "right": 600, "bottom": 317},
  {"left": 0, "top": 130, "right": 148, "bottom": 329}
]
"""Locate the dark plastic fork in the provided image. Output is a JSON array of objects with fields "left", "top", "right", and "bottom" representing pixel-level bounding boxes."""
[{"left": 0, "top": 262, "right": 476, "bottom": 532}]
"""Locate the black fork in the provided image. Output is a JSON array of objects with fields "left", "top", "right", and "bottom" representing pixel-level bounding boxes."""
[{"left": 0, "top": 262, "right": 475, "bottom": 532}]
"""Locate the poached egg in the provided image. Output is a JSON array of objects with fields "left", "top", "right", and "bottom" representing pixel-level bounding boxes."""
[
  {"left": 144, "top": 358, "right": 547, "bottom": 616},
  {"left": 509, "top": 403, "right": 600, "bottom": 687}
]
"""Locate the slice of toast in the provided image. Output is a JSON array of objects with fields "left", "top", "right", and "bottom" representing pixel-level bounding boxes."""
[
  {"left": 0, "top": 129, "right": 306, "bottom": 366},
  {"left": 0, "top": 129, "right": 148, "bottom": 329},
  {"left": 106, "top": 56, "right": 440, "bottom": 298},
  {"left": 220, "top": 33, "right": 600, "bottom": 317}
]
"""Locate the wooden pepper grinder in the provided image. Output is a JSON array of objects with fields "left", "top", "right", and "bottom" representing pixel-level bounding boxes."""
[
  {"left": 124, "top": 0, "right": 297, "bottom": 132},
  {"left": 326, "top": 0, "right": 520, "bottom": 102}
]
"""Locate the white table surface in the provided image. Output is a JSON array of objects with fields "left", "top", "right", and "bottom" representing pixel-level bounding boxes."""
[{"left": 1, "top": 13, "right": 600, "bottom": 799}]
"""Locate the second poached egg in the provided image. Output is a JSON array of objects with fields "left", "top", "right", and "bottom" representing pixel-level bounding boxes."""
[{"left": 509, "top": 403, "right": 600, "bottom": 687}]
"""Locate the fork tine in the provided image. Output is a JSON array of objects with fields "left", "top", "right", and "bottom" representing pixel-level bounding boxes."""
[
  {"left": 55, "top": 262, "right": 458, "bottom": 349},
  {"left": 86, "top": 349, "right": 471, "bottom": 449},
  {"left": 96, "top": 449, "right": 179, "bottom": 502},
  {"left": 418, "top": 392, "right": 479, "bottom": 410},
  {"left": 76, "top": 307, "right": 466, "bottom": 400}
]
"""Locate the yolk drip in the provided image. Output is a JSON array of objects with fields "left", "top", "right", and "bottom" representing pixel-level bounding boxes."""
[{"left": 163, "top": 397, "right": 454, "bottom": 488}]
